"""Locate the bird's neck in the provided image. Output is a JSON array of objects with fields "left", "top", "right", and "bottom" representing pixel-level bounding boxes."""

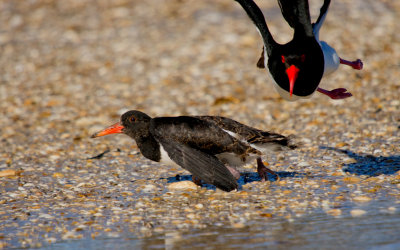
[
  {"left": 136, "top": 135, "right": 161, "bottom": 162},
  {"left": 293, "top": 28, "right": 312, "bottom": 41}
]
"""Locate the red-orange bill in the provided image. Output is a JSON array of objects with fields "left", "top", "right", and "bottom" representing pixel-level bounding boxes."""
[
  {"left": 91, "top": 122, "right": 124, "bottom": 138},
  {"left": 286, "top": 65, "right": 300, "bottom": 97}
]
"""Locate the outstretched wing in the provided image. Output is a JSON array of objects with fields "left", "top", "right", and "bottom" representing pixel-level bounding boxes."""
[
  {"left": 312, "top": 0, "right": 331, "bottom": 40},
  {"left": 234, "top": 0, "right": 277, "bottom": 57},
  {"left": 157, "top": 138, "right": 238, "bottom": 192},
  {"left": 277, "top": 0, "right": 314, "bottom": 37}
]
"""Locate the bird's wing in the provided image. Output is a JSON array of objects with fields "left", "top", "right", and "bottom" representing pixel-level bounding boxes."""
[
  {"left": 234, "top": 0, "right": 277, "bottom": 56},
  {"left": 149, "top": 116, "right": 257, "bottom": 191},
  {"left": 197, "top": 116, "right": 297, "bottom": 150},
  {"left": 312, "top": 0, "right": 331, "bottom": 41},
  {"left": 277, "top": 0, "right": 314, "bottom": 37},
  {"left": 150, "top": 116, "right": 256, "bottom": 156},
  {"left": 156, "top": 138, "right": 238, "bottom": 192}
]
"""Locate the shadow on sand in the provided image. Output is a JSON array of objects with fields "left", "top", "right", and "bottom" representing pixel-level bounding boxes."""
[
  {"left": 321, "top": 146, "right": 400, "bottom": 176},
  {"left": 166, "top": 170, "right": 305, "bottom": 191}
]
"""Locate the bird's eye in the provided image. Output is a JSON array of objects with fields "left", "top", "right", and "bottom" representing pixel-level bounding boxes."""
[
  {"left": 281, "top": 55, "right": 285, "bottom": 63},
  {"left": 301, "top": 54, "right": 306, "bottom": 62},
  {"left": 130, "top": 116, "right": 136, "bottom": 122}
]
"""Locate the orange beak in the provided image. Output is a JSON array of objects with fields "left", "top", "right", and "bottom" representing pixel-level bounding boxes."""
[
  {"left": 285, "top": 65, "right": 300, "bottom": 97},
  {"left": 91, "top": 122, "right": 124, "bottom": 138}
]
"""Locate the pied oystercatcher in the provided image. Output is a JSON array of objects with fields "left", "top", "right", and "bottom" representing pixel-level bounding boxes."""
[
  {"left": 235, "top": 0, "right": 363, "bottom": 101},
  {"left": 91, "top": 110, "right": 296, "bottom": 192}
]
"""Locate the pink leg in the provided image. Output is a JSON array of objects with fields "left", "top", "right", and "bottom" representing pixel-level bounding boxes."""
[
  {"left": 340, "top": 58, "right": 363, "bottom": 70},
  {"left": 257, "top": 157, "right": 279, "bottom": 182},
  {"left": 226, "top": 166, "right": 241, "bottom": 180},
  {"left": 192, "top": 176, "right": 202, "bottom": 186},
  {"left": 317, "top": 87, "right": 352, "bottom": 100}
]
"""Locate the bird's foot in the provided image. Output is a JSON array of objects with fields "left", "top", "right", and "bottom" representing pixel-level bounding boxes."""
[
  {"left": 317, "top": 87, "right": 353, "bottom": 99},
  {"left": 340, "top": 58, "right": 363, "bottom": 70},
  {"left": 192, "top": 176, "right": 202, "bottom": 187},
  {"left": 257, "top": 158, "right": 280, "bottom": 182}
]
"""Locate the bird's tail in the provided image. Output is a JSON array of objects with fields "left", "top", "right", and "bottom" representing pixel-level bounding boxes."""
[{"left": 250, "top": 133, "right": 299, "bottom": 153}]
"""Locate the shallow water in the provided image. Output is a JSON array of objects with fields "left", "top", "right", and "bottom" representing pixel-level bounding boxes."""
[{"left": 41, "top": 199, "right": 400, "bottom": 250}]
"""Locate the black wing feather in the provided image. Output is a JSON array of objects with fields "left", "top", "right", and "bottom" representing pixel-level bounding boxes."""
[
  {"left": 312, "top": 0, "right": 331, "bottom": 40},
  {"left": 234, "top": 0, "right": 277, "bottom": 56},
  {"left": 158, "top": 138, "right": 238, "bottom": 192},
  {"left": 150, "top": 116, "right": 255, "bottom": 156},
  {"left": 313, "top": 0, "right": 331, "bottom": 28},
  {"left": 197, "top": 116, "right": 297, "bottom": 150}
]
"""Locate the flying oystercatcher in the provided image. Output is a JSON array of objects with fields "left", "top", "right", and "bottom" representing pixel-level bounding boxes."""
[
  {"left": 235, "top": 0, "right": 363, "bottom": 101},
  {"left": 91, "top": 110, "right": 296, "bottom": 192}
]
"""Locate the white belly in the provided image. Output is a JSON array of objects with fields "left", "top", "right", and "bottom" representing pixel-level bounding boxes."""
[
  {"left": 216, "top": 152, "right": 256, "bottom": 167},
  {"left": 319, "top": 41, "right": 340, "bottom": 76}
]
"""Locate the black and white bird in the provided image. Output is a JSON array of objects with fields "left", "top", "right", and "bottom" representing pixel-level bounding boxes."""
[
  {"left": 91, "top": 110, "right": 296, "bottom": 192},
  {"left": 234, "top": 0, "right": 363, "bottom": 101}
]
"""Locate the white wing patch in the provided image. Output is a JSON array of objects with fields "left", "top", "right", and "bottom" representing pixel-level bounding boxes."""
[
  {"left": 222, "top": 129, "right": 240, "bottom": 140},
  {"left": 222, "top": 129, "right": 285, "bottom": 155},
  {"left": 219, "top": 129, "right": 258, "bottom": 166},
  {"left": 250, "top": 142, "right": 283, "bottom": 154}
]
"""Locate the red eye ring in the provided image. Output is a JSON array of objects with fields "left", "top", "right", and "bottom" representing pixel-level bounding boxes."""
[
  {"left": 281, "top": 55, "right": 285, "bottom": 63},
  {"left": 130, "top": 116, "right": 136, "bottom": 122}
]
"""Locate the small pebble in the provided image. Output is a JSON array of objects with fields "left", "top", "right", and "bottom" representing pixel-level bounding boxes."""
[
  {"left": 194, "top": 204, "right": 204, "bottom": 209},
  {"left": 351, "top": 209, "right": 367, "bottom": 217},
  {"left": 326, "top": 209, "right": 342, "bottom": 217},
  {"left": 353, "top": 196, "right": 372, "bottom": 203},
  {"left": 0, "top": 169, "right": 17, "bottom": 177},
  {"left": 142, "top": 184, "right": 157, "bottom": 193},
  {"left": 168, "top": 181, "right": 198, "bottom": 191}
]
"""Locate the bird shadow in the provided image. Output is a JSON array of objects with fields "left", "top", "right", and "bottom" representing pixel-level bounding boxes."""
[
  {"left": 165, "top": 170, "right": 305, "bottom": 191},
  {"left": 320, "top": 146, "right": 400, "bottom": 176}
]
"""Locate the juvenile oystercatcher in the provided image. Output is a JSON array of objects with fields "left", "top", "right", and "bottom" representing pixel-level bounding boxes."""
[
  {"left": 235, "top": 0, "right": 363, "bottom": 101},
  {"left": 91, "top": 110, "right": 296, "bottom": 192}
]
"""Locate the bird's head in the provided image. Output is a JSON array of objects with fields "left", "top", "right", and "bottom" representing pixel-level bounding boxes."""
[
  {"left": 280, "top": 54, "right": 306, "bottom": 97},
  {"left": 91, "top": 110, "right": 152, "bottom": 140}
]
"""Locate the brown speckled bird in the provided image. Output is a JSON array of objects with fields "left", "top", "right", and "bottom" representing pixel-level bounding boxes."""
[{"left": 91, "top": 110, "right": 297, "bottom": 192}]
